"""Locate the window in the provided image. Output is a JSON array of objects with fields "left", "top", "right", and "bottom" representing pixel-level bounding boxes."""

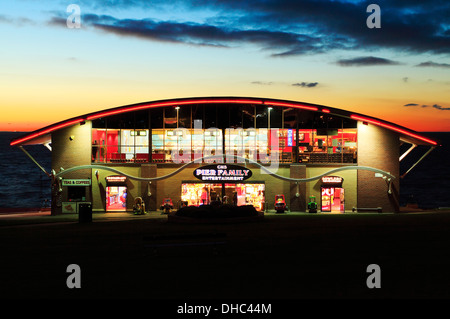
[
  {"left": 67, "top": 186, "right": 86, "bottom": 201},
  {"left": 92, "top": 128, "right": 149, "bottom": 163},
  {"left": 298, "top": 128, "right": 357, "bottom": 163},
  {"left": 91, "top": 107, "right": 357, "bottom": 165}
]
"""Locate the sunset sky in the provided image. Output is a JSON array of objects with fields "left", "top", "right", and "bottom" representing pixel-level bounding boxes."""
[{"left": 1, "top": 0, "right": 449, "bottom": 132}]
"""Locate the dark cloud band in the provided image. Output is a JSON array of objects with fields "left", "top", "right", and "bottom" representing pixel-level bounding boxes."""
[
  {"left": 292, "top": 82, "right": 319, "bottom": 88},
  {"left": 48, "top": 0, "right": 450, "bottom": 57},
  {"left": 337, "top": 56, "right": 401, "bottom": 67},
  {"left": 404, "top": 103, "right": 450, "bottom": 110}
]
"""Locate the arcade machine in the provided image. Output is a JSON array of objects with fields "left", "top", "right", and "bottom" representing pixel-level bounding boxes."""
[{"left": 274, "top": 194, "right": 287, "bottom": 213}]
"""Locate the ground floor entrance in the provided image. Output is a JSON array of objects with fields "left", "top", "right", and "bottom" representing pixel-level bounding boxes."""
[
  {"left": 181, "top": 182, "right": 265, "bottom": 211},
  {"left": 106, "top": 186, "right": 127, "bottom": 212},
  {"left": 321, "top": 187, "right": 345, "bottom": 213}
]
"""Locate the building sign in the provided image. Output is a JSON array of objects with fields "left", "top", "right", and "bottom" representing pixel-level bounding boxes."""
[
  {"left": 194, "top": 164, "right": 252, "bottom": 181},
  {"left": 105, "top": 175, "right": 127, "bottom": 185},
  {"left": 287, "top": 129, "right": 293, "bottom": 147},
  {"left": 321, "top": 176, "right": 343, "bottom": 185},
  {"left": 62, "top": 179, "right": 91, "bottom": 186}
]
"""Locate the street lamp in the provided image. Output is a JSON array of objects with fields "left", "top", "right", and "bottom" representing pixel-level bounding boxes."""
[
  {"left": 268, "top": 107, "right": 272, "bottom": 130},
  {"left": 267, "top": 107, "right": 273, "bottom": 159},
  {"left": 175, "top": 106, "right": 180, "bottom": 128}
]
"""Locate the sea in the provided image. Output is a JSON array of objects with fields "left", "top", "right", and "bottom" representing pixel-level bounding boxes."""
[{"left": 0, "top": 131, "right": 449, "bottom": 209}]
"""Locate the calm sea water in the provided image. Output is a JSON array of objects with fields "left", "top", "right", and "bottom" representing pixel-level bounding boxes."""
[{"left": 1, "top": 131, "right": 449, "bottom": 209}]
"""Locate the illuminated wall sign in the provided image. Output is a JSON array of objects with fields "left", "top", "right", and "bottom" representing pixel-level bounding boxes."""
[
  {"left": 321, "top": 176, "right": 343, "bottom": 185},
  {"left": 287, "top": 129, "right": 293, "bottom": 147},
  {"left": 62, "top": 179, "right": 91, "bottom": 186},
  {"left": 105, "top": 175, "right": 127, "bottom": 185},
  {"left": 194, "top": 164, "right": 252, "bottom": 181}
]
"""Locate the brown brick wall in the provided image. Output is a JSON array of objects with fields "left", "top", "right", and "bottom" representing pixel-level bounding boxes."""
[
  {"left": 51, "top": 122, "right": 92, "bottom": 214},
  {"left": 357, "top": 122, "right": 400, "bottom": 212}
]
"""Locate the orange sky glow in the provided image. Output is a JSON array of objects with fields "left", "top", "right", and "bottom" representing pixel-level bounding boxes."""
[{"left": 1, "top": 1, "right": 449, "bottom": 133}]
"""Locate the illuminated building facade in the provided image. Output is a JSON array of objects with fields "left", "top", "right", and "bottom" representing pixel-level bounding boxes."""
[{"left": 10, "top": 97, "right": 438, "bottom": 215}]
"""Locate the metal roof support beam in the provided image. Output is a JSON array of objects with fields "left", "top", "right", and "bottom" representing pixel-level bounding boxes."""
[
  {"left": 44, "top": 142, "right": 52, "bottom": 151},
  {"left": 399, "top": 143, "right": 417, "bottom": 162},
  {"left": 19, "top": 146, "right": 51, "bottom": 177},
  {"left": 400, "top": 146, "right": 436, "bottom": 179}
]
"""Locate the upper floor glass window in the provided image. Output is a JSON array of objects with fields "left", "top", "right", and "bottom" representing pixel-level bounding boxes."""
[
  {"left": 92, "top": 128, "right": 149, "bottom": 163},
  {"left": 90, "top": 106, "right": 358, "bottom": 164}
]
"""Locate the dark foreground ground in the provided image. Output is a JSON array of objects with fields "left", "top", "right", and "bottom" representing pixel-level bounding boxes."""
[{"left": 1, "top": 209, "right": 450, "bottom": 308}]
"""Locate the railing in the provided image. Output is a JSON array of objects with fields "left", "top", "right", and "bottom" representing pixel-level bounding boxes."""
[{"left": 95, "top": 152, "right": 357, "bottom": 164}]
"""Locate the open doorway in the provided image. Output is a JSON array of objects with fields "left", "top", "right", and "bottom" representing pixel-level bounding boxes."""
[{"left": 181, "top": 182, "right": 265, "bottom": 211}]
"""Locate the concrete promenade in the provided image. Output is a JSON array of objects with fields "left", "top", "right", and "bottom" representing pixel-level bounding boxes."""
[{"left": 1, "top": 207, "right": 450, "bottom": 300}]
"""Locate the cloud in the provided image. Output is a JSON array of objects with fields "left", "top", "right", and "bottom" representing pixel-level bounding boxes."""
[
  {"left": 415, "top": 61, "right": 450, "bottom": 68},
  {"left": 337, "top": 56, "right": 401, "bottom": 67},
  {"left": 0, "top": 15, "right": 35, "bottom": 26},
  {"left": 292, "top": 82, "right": 318, "bottom": 88},
  {"left": 251, "top": 81, "right": 274, "bottom": 85},
  {"left": 432, "top": 104, "right": 450, "bottom": 110},
  {"left": 51, "top": 13, "right": 335, "bottom": 54},
  {"left": 47, "top": 0, "right": 450, "bottom": 57},
  {"left": 404, "top": 103, "right": 450, "bottom": 110}
]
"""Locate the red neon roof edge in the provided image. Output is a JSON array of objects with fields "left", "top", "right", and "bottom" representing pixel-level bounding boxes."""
[
  {"left": 265, "top": 101, "right": 318, "bottom": 111},
  {"left": 10, "top": 118, "right": 85, "bottom": 146},
  {"left": 86, "top": 98, "right": 263, "bottom": 120},
  {"left": 9, "top": 97, "right": 438, "bottom": 146},
  {"left": 350, "top": 115, "right": 438, "bottom": 145}
]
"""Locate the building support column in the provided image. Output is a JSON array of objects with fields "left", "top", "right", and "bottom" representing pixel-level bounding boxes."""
[
  {"left": 141, "top": 164, "right": 157, "bottom": 211},
  {"left": 290, "top": 164, "right": 306, "bottom": 212}
]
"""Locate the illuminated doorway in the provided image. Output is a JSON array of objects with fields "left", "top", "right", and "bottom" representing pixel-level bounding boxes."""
[
  {"left": 321, "top": 187, "right": 345, "bottom": 212},
  {"left": 181, "top": 182, "right": 265, "bottom": 211},
  {"left": 106, "top": 186, "right": 127, "bottom": 211}
]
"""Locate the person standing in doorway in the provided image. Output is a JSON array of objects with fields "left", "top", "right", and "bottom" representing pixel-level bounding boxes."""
[{"left": 92, "top": 140, "right": 98, "bottom": 161}]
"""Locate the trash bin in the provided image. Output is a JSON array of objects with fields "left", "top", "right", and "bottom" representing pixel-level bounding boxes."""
[{"left": 78, "top": 203, "right": 92, "bottom": 223}]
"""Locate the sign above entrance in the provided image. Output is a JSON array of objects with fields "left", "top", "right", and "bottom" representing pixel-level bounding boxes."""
[
  {"left": 62, "top": 179, "right": 91, "bottom": 186},
  {"left": 194, "top": 164, "right": 252, "bottom": 182},
  {"left": 321, "top": 176, "right": 343, "bottom": 185},
  {"left": 105, "top": 175, "right": 127, "bottom": 185}
]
